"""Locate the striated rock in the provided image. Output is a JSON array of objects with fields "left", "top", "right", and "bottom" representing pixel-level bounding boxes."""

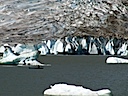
[{"left": 0, "top": 0, "right": 127, "bottom": 45}]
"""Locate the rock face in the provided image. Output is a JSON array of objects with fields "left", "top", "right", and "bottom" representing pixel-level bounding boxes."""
[{"left": 0, "top": 0, "right": 127, "bottom": 45}]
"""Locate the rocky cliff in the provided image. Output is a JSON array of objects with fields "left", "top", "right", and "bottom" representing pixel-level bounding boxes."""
[{"left": 0, "top": 0, "right": 127, "bottom": 45}]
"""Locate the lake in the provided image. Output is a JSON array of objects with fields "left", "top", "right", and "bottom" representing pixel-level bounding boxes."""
[{"left": 0, "top": 55, "right": 128, "bottom": 96}]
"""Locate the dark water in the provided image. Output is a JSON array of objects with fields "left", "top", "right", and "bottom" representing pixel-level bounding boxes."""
[{"left": 0, "top": 55, "right": 128, "bottom": 96}]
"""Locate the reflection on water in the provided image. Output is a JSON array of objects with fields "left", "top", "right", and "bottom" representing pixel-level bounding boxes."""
[{"left": 44, "top": 95, "right": 57, "bottom": 96}]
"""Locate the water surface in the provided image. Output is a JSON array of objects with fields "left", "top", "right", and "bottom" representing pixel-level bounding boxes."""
[{"left": 0, "top": 55, "right": 128, "bottom": 96}]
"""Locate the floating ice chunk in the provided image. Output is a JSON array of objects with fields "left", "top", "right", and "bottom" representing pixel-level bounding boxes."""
[
  {"left": 96, "top": 89, "right": 111, "bottom": 96},
  {"left": 106, "top": 57, "right": 128, "bottom": 64},
  {"left": 44, "top": 83, "right": 112, "bottom": 96}
]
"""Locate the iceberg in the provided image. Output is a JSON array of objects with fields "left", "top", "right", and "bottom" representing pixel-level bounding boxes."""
[
  {"left": 43, "top": 83, "right": 112, "bottom": 96},
  {"left": 106, "top": 57, "right": 128, "bottom": 64}
]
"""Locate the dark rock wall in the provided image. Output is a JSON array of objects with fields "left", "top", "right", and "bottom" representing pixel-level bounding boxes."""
[{"left": 0, "top": 0, "right": 127, "bottom": 45}]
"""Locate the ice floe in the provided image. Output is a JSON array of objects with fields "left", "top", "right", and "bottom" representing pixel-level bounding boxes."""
[{"left": 43, "top": 83, "right": 112, "bottom": 96}]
